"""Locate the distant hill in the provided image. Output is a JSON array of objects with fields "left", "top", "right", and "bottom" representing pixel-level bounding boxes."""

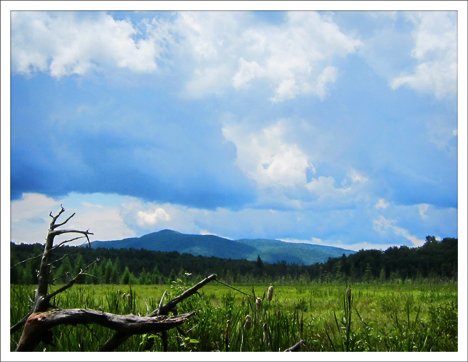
[{"left": 89, "top": 229, "right": 355, "bottom": 265}]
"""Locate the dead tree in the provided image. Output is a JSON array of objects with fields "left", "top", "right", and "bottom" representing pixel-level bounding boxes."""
[{"left": 11, "top": 205, "right": 205, "bottom": 352}]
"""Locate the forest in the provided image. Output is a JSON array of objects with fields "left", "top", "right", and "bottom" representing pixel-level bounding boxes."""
[{"left": 10, "top": 235, "right": 457, "bottom": 286}]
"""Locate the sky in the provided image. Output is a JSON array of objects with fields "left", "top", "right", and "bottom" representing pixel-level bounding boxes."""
[{"left": 3, "top": 5, "right": 467, "bottom": 253}]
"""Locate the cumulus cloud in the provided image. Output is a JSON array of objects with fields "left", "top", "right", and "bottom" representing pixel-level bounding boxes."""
[
  {"left": 11, "top": 11, "right": 362, "bottom": 102},
  {"left": 222, "top": 121, "right": 314, "bottom": 189},
  {"left": 391, "top": 11, "right": 457, "bottom": 99},
  {"left": 223, "top": 119, "right": 370, "bottom": 211},
  {"left": 375, "top": 198, "right": 389, "bottom": 209},
  {"left": 11, "top": 11, "right": 169, "bottom": 78},
  {"left": 137, "top": 208, "right": 170, "bottom": 227}
]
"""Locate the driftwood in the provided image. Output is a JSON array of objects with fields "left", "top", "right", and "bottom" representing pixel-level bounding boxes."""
[{"left": 12, "top": 205, "right": 205, "bottom": 352}]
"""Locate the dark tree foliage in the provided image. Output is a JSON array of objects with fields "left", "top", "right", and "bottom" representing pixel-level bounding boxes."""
[{"left": 10, "top": 236, "right": 457, "bottom": 285}]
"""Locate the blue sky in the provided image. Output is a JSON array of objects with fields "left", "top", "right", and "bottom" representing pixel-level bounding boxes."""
[{"left": 4, "top": 7, "right": 466, "bottom": 252}]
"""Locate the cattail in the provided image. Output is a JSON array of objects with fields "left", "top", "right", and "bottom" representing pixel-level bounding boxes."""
[
  {"left": 244, "top": 315, "right": 252, "bottom": 331},
  {"left": 122, "top": 292, "right": 126, "bottom": 299},
  {"left": 127, "top": 293, "right": 132, "bottom": 306},
  {"left": 267, "top": 286, "right": 274, "bottom": 302},
  {"left": 117, "top": 289, "right": 121, "bottom": 295},
  {"left": 256, "top": 297, "right": 262, "bottom": 310},
  {"left": 263, "top": 323, "right": 269, "bottom": 346},
  {"left": 224, "top": 320, "right": 230, "bottom": 351}
]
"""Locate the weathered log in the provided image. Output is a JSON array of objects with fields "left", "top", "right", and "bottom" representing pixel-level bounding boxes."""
[{"left": 16, "top": 309, "right": 195, "bottom": 351}]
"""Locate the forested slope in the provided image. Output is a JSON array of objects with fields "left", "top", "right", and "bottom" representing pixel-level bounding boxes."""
[{"left": 10, "top": 236, "right": 457, "bottom": 285}]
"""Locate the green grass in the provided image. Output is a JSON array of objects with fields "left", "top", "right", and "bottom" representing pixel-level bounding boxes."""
[{"left": 10, "top": 281, "right": 458, "bottom": 352}]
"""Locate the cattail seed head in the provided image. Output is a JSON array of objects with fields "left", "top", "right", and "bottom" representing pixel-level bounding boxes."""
[
  {"left": 256, "top": 297, "right": 262, "bottom": 310},
  {"left": 244, "top": 315, "right": 252, "bottom": 331},
  {"left": 122, "top": 293, "right": 126, "bottom": 299},
  {"left": 267, "top": 286, "right": 274, "bottom": 301},
  {"left": 127, "top": 293, "right": 132, "bottom": 306}
]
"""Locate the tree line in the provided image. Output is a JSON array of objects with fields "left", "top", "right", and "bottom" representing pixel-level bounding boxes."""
[{"left": 10, "top": 236, "right": 457, "bottom": 285}]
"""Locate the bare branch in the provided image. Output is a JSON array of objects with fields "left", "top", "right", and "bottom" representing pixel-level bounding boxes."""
[
  {"left": 44, "top": 259, "right": 99, "bottom": 303},
  {"left": 50, "top": 236, "right": 85, "bottom": 251},
  {"left": 10, "top": 253, "right": 43, "bottom": 269},
  {"left": 49, "top": 205, "right": 66, "bottom": 229},
  {"left": 215, "top": 278, "right": 254, "bottom": 298},
  {"left": 49, "top": 229, "right": 94, "bottom": 238},
  {"left": 47, "top": 254, "right": 68, "bottom": 267},
  {"left": 100, "top": 274, "right": 217, "bottom": 351},
  {"left": 150, "top": 274, "right": 217, "bottom": 317},
  {"left": 51, "top": 212, "right": 75, "bottom": 230},
  {"left": 157, "top": 290, "right": 167, "bottom": 315}
]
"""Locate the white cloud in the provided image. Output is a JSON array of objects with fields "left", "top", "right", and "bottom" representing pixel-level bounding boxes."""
[
  {"left": 11, "top": 11, "right": 361, "bottom": 101},
  {"left": 391, "top": 11, "right": 457, "bottom": 99},
  {"left": 137, "top": 208, "right": 171, "bottom": 227},
  {"left": 82, "top": 201, "right": 104, "bottom": 208},
  {"left": 232, "top": 58, "right": 264, "bottom": 89},
  {"left": 11, "top": 193, "right": 61, "bottom": 223},
  {"left": 223, "top": 119, "right": 370, "bottom": 211},
  {"left": 418, "top": 204, "right": 429, "bottom": 219},
  {"left": 222, "top": 121, "right": 314, "bottom": 188},
  {"left": 10, "top": 193, "right": 135, "bottom": 244},
  {"left": 11, "top": 12, "right": 166, "bottom": 78},
  {"left": 315, "top": 66, "right": 338, "bottom": 100},
  {"left": 306, "top": 168, "right": 368, "bottom": 203},
  {"left": 375, "top": 198, "right": 389, "bottom": 209},
  {"left": 119, "top": 198, "right": 201, "bottom": 234},
  {"left": 373, "top": 215, "right": 425, "bottom": 247}
]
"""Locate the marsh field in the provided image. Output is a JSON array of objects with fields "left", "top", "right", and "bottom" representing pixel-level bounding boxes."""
[{"left": 10, "top": 280, "right": 458, "bottom": 352}]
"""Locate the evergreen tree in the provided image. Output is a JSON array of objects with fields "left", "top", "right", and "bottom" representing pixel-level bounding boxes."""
[
  {"left": 379, "top": 267, "right": 386, "bottom": 284},
  {"left": 256, "top": 255, "right": 264, "bottom": 269},
  {"left": 112, "top": 257, "right": 121, "bottom": 284},
  {"left": 104, "top": 259, "right": 114, "bottom": 284},
  {"left": 73, "top": 254, "right": 85, "bottom": 284},
  {"left": 10, "top": 252, "right": 21, "bottom": 284},
  {"left": 122, "top": 266, "right": 131, "bottom": 285},
  {"left": 151, "top": 265, "right": 160, "bottom": 285},
  {"left": 95, "top": 258, "right": 106, "bottom": 284},
  {"left": 363, "top": 263, "right": 373, "bottom": 283},
  {"left": 168, "top": 269, "right": 177, "bottom": 283},
  {"left": 129, "top": 272, "right": 138, "bottom": 285},
  {"left": 139, "top": 268, "right": 147, "bottom": 285},
  {"left": 87, "top": 263, "right": 99, "bottom": 284},
  {"left": 56, "top": 256, "right": 73, "bottom": 284}
]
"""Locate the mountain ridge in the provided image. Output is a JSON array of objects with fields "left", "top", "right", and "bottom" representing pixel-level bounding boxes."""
[{"left": 90, "top": 229, "right": 356, "bottom": 265}]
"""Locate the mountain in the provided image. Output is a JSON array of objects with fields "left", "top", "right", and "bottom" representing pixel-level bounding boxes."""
[{"left": 89, "top": 229, "right": 356, "bottom": 265}]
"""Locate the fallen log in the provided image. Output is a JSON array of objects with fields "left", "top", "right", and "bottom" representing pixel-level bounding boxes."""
[{"left": 16, "top": 309, "right": 195, "bottom": 352}]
